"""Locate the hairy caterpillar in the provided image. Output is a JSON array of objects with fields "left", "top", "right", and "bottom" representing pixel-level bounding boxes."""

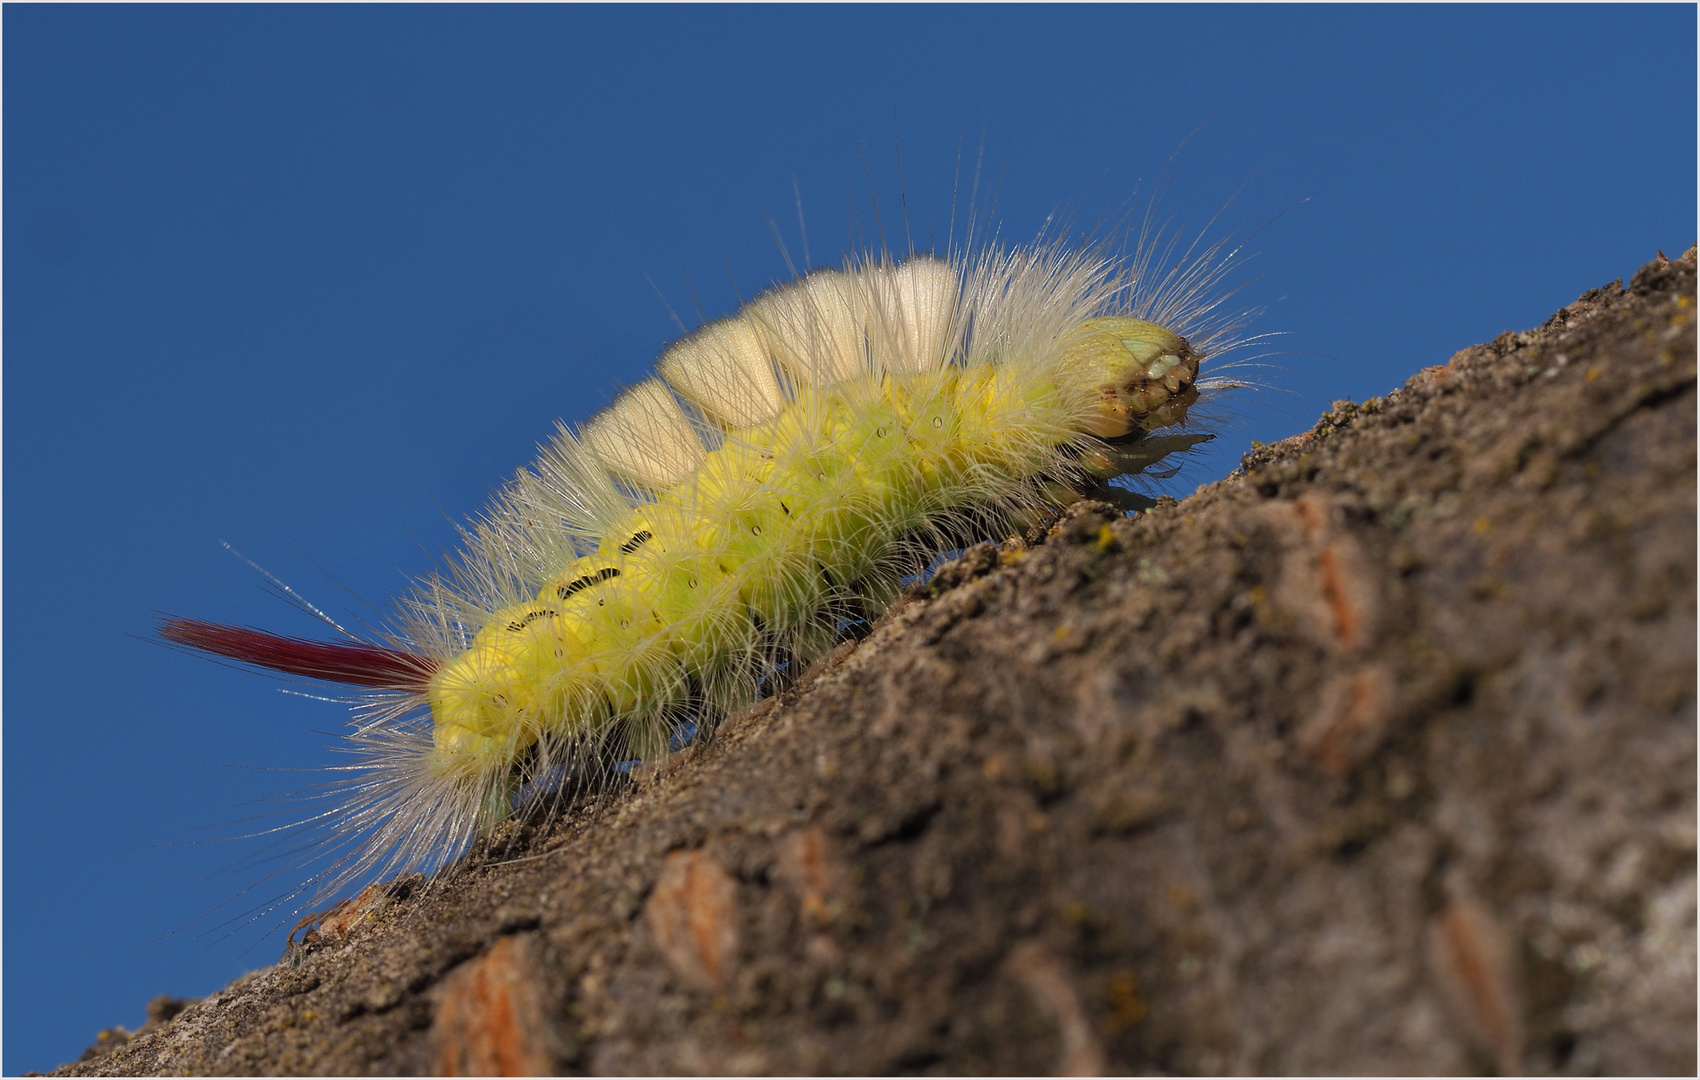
[{"left": 162, "top": 213, "right": 1251, "bottom": 913}]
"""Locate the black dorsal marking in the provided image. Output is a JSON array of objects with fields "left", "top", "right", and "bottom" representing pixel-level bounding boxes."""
[
  {"left": 557, "top": 566, "right": 621, "bottom": 599},
  {"left": 619, "top": 530, "right": 653, "bottom": 554},
  {"left": 507, "top": 608, "right": 558, "bottom": 632}
]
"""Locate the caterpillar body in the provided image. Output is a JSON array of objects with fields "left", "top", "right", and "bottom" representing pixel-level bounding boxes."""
[{"left": 164, "top": 227, "right": 1246, "bottom": 907}]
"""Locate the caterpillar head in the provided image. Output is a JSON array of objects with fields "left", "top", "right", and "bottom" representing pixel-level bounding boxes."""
[{"left": 1058, "top": 317, "right": 1201, "bottom": 438}]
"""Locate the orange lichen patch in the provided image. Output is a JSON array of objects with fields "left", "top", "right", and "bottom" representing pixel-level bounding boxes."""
[
  {"left": 1003, "top": 941, "right": 1106, "bottom": 1077},
  {"left": 1266, "top": 492, "right": 1380, "bottom": 656},
  {"left": 1296, "top": 663, "right": 1396, "bottom": 778},
  {"left": 1099, "top": 970, "right": 1148, "bottom": 1034},
  {"left": 774, "top": 826, "right": 850, "bottom": 929},
  {"left": 287, "top": 880, "right": 393, "bottom": 950},
  {"left": 645, "top": 848, "right": 741, "bottom": 991},
  {"left": 1428, "top": 889, "right": 1524, "bottom": 1076},
  {"left": 434, "top": 934, "right": 552, "bottom": 1077}
]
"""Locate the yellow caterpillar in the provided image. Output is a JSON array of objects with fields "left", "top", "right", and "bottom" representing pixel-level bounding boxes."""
[{"left": 164, "top": 233, "right": 1241, "bottom": 897}]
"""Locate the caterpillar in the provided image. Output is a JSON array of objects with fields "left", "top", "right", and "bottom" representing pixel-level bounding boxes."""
[{"left": 162, "top": 212, "right": 1252, "bottom": 914}]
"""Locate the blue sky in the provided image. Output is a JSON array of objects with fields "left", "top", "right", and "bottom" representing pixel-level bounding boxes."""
[{"left": 5, "top": 5, "right": 1694, "bottom": 1071}]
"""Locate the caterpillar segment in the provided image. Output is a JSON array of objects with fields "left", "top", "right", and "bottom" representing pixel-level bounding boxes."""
[{"left": 162, "top": 246, "right": 1212, "bottom": 877}]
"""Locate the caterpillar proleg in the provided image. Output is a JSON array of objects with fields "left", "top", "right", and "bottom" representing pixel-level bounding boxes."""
[{"left": 162, "top": 208, "right": 1253, "bottom": 915}]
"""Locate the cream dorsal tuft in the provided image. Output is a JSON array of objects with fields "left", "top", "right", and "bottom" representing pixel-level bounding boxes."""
[
  {"left": 580, "top": 378, "right": 707, "bottom": 491},
  {"left": 746, "top": 269, "right": 868, "bottom": 388},
  {"left": 863, "top": 255, "right": 961, "bottom": 374},
  {"left": 658, "top": 318, "right": 786, "bottom": 431}
]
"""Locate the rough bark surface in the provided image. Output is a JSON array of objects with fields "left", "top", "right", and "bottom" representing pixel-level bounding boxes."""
[{"left": 55, "top": 250, "right": 1697, "bottom": 1077}]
